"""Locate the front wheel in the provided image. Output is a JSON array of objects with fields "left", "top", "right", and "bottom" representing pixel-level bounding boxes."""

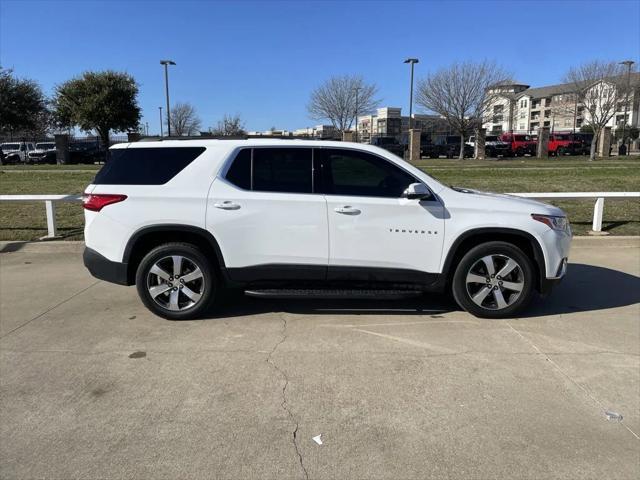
[
  {"left": 135, "top": 242, "right": 217, "bottom": 320},
  {"left": 452, "top": 242, "right": 535, "bottom": 318}
]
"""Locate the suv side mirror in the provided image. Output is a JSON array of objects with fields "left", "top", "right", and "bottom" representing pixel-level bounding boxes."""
[{"left": 403, "top": 183, "right": 432, "bottom": 200}]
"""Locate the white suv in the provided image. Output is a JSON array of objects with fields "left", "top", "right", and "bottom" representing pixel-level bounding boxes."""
[{"left": 83, "top": 140, "right": 571, "bottom": 320}]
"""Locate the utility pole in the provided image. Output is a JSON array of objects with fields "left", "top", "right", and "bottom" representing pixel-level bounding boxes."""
[
  {"left": 160, "top": 60, "right": 176, "bottom": 137},
  {"left": 404, "top": 58, "right": 419, "bottom": 130},
  {"left": 159, "top": 106, "right": 164, "bottom": 137},
  {"left": 619, "top": 60, "right": 635, "bottom": 155}
]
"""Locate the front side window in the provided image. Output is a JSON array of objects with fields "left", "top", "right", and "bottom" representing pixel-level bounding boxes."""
[{"left": 319, "top": 148, "right": 416, "bottom": 198}]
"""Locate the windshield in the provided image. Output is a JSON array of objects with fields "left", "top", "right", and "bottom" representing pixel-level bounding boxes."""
[
  {"left": 485, "top": 136, "right": 499, "bottom": 141},
  {"left": 1, "top": 143, "right": 20, "bottom": 150},
  {"left": 36, "top": 143, "right": 55, "bottom": 150}
]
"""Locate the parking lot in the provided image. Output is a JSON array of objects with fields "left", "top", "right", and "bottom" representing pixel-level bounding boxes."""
[{"left": 1, "top": 238, "right": 639, "bottom": 479}]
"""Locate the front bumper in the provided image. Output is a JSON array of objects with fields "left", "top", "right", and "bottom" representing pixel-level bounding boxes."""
[
  {"left": 83, "top": 247, "right": 130, "bottom": 285},
  {"left": 539, "top": 257, "right": 567, "bottom": 295}
]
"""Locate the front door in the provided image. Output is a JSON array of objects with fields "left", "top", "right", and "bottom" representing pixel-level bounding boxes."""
[
  {"left": 317, "top": 148, "right": 444, "bottom": 282},
  {"left": 207, "top": 147, "right": 328, "bottom": 281}
]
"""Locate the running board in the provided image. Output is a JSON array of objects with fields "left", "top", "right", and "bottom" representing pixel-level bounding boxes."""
[{"left": 244, "top": 289, "right": 422, "bottom": 300}]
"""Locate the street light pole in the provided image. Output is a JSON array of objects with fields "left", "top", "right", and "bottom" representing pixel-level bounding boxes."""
[
  {"left": 619, "top": 60, "right": 635, "bottom": 155},
  {"left": 159, "top": 106, "right": 164, "bottom": 137},
  {"left": 354, "top": 86, "right": 361, "bottom": 143},
  {"left": 404, "top": 58, "right": 419, "bottom": 131},
  {"left": 160, "top": 60, "right": 176, "bottom": 137}
]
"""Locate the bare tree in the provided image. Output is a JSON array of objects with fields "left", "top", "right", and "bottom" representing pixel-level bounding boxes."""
[
  {"left": 209, "top": 113, "right": 246, "bottom": 136},
  {"left": 307, "top": 75, "right": 380, "bottom": 133},
  {"left": 416, "top": 61, "right": 511, "bottom": 159},
  {"left": 564, "top": 60, "right": 628, "bottom": 160},
  {"left": 169, "top": 102, "right": 201, "bottom": 136}
]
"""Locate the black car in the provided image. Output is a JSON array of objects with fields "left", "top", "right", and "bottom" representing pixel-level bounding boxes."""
[
  {"left": 69, "top": 141, "right": 106, "bottom": 164},
  {"left": 569, "top": 133, "right": 594, "bottom": 156},
  {"left": 370, "top": 136, "right": 405, "bottom": 157},
  {"left": 438, "top": 136, "right": 474, "bottom": 158}
]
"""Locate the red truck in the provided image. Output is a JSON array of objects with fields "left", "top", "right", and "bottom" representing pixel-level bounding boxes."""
[
  {"left": 548, "top": 133, "right": 581, "bottom": 156},
  {"left": 499, "top": 133, "right": 537, "bottom": 156}
]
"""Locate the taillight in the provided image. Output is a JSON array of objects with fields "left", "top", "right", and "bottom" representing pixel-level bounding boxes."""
[{"left": 82, "top": 194, "right": 127, "bottom": 212}]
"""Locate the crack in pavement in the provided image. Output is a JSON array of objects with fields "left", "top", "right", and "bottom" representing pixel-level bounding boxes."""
[
  {"left": 0, "top": 280, "right": 100, "bottom": 340},
  {"left": 506, "top": 320, "right": 640, "bottom": 441},
  {"left": 265, "top": 313, "right": 309, "bottom": 480}
]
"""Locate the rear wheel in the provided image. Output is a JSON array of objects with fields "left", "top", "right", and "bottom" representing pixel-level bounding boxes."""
[
  {"left": 452, "top": 241, "right": 535, "bottom": 318},
  {"left": 135, "top": 242, "right": 217, "bottom": 320}
]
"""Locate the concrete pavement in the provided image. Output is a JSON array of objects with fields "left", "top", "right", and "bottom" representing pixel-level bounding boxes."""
[{"left": 1, "top": 238, "right": 639, "bottom": 479}]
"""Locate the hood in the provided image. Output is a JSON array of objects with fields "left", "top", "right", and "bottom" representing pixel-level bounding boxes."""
[{"left": 450, "top": 187, "right": 565, "bottom": 215}]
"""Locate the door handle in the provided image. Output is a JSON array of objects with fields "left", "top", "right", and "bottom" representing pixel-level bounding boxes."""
[
  {"left": 334, "top": 206, "right": 361, "bottom": 215},
  {"left": 214, "top": 201, "right": 241, "bottom": 210}
]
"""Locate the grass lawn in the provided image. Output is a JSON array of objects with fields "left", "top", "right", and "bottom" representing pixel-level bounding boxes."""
[{"left": 0, "top": 156, "right": 638, "bottom": 240}]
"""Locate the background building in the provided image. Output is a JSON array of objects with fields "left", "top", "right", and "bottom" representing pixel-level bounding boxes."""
[{"left": 484, "top": 73, "right": 640, "bottom": 134}]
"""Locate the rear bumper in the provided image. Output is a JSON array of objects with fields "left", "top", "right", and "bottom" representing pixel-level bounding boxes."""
[{"left": 83, "top": 247, "right": 130, "bottom": 285}]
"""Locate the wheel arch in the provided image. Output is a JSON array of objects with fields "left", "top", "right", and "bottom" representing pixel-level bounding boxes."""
[
  {"left": 123, "top": 224, "right": 226, "bottom": 285},
  {"left": 442, "top": 228, "right": 547, "bottom": 293}
]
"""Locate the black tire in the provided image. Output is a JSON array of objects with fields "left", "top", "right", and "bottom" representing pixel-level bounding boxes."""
[
  {"left": 452, "top": 241, "right": 535, "bottom": 319},
  {"left": 557, "top": 147, "right": 565, "bottom": 156},
  {"left": 135, "top": 242, "right": 218, "bottom": 320}
]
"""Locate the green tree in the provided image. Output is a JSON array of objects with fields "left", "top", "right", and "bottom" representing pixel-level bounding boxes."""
[
  {"left": 0, "top": 68, "right": 48, "bottom": 137},
  {"left": 53, "top": 70, "right": 141, "bottom": 154}
]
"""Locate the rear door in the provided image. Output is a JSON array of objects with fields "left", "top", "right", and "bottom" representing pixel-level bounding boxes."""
[
  {"left": 207, "top": 147, "right": 328, "bottom": 281},
  {"left": 317, "top": 148, "right": 445, "bottom": 281}
]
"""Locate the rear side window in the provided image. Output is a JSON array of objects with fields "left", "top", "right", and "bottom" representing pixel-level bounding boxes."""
[
  {"left": 224, "top": 147, "right": 313, "bottom": 194},
  {"left": 94, "top": 147, "right": 205, "bottom": 185},
  {"left": 225, "top": 148, "right": 251, "bottom": 190}
]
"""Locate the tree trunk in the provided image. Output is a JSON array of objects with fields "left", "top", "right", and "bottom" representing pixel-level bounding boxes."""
[
  {"left": 98, "top": 128, "right": 110, "bottom": 163},
  {"left": 589, "top": 132, "right": 598, "bottom": 161},
  {"left": 459, "top": 133, "right": 465, "bottom": 159}
]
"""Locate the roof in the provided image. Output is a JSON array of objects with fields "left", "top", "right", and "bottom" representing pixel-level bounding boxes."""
[
  {"left": 517, "top": 72, "right": 640, "bottom": 99},
  {"left": 112, "top": 138, "right": 381, "bottom": 152}
]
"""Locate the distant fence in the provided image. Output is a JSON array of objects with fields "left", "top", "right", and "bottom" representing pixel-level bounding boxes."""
[{"left": 1, "top": 192, "right": 638, "bottom": 239}]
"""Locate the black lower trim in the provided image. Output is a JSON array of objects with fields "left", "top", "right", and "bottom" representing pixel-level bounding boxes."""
[
  {"left": 83, "top": 247, "right": 130, "bottom": 286},
  {"left": 328, "top": 265, "right": 438, "bottom": 285},
  {"left": 226, "top": 263, "right": 442, "bottom": 291}
]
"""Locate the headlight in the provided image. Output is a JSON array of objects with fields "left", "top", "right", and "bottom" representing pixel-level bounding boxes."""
[{"left": 531, "top": 214, "right": 569, "bottom": 231}]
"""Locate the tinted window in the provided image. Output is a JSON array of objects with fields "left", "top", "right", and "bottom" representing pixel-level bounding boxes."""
[
  {"left": 94, "top": 147, "right": 205, "bottom": 185},
  {"left": 225, "top": 148, "right": 251, "bottom": 190},
  {"left": 252, "top": 148, "right": 312, "bottom": 193},
  {"left": 320, "top": 149, "right": 416, "bottom": 198}
]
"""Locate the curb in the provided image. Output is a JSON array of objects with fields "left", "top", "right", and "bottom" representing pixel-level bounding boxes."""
[{"left": 2, "top": 237, "right": 638, "bottom": 255}]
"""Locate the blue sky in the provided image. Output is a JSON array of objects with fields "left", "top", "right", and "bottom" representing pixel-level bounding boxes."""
[{"left": 1, "top": 0, "right": 639, "bottom": 133}]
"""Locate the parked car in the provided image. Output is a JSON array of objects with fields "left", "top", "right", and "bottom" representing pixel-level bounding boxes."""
[
  {"left": 499, "top": 133, "right": 537, "bottom": 156},
  {"left": 83, "top": 139, "right": 571, "bottom": 320},
  {"left": 27, "top": 142, "right": 57, "bottom": 164},
  {"left": 438, "top": 136, "right": 474, "bottom": 158},
  {"left": 548, "top": 133, "right": 581, "bottom": 156},
  {"left": 369, "top": 136, "right": 405, "bottom": 157},
  {"left": 69, "top": 141, "right": 105, "bottom": 164},
  {"left": 569, "top": 132, "right": 594, "bottom": 156},
  {"left": 0, "top": 142, "right": 35, "bottom": 164},
  {"left": 466, "top": 135, "right": 512, "bottom": 158}
]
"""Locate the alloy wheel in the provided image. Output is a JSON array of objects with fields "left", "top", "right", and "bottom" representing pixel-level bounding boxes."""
[
  {"left": 146, "top": 255, "right": 205, "bottom": 311},
  {"left": 465, "top": 254, "right": 524, "bottom": 310}
]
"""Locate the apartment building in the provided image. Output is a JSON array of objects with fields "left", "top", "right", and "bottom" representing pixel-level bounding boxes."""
[
  {"left": 484, "top": 73, "right": 640, "bottom": 134},
  {"left": 356, "top": 107, "right": 443, "bottom": 143}
]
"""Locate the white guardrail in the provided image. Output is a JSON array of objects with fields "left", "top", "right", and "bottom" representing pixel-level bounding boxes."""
[{"left": 0, "top": 192, "right": 639, "bottom": 239}]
